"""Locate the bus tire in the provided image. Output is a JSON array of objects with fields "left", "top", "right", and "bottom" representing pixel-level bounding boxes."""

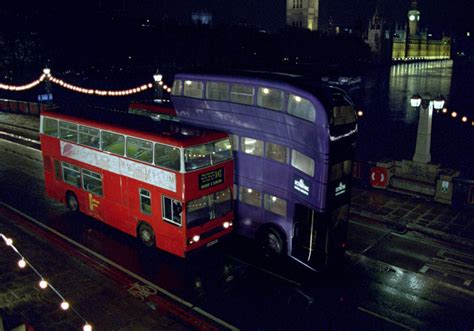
[
  {"left": 137, "top": 223, "right": 156, "bottom": 248},
  {"left": 66, "top": 192, "right": 79, "bottom": 213},
  {"left": 259, "top": 227, "right": 285, "bottom": 258}
]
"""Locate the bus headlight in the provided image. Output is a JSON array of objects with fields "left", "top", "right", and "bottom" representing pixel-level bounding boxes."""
[
  {"left": 192, "top": 235, "right": 200, "bottom": 242},
  {"left": 223, "top": 221, "right": 232, "bottom": 229}
]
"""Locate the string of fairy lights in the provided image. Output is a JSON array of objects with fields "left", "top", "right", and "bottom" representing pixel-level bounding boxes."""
[
  {"left": 0, "top": 68, "right": 473, "bottom": 127},
  {"left": 0, "top": 68, "right": 172, "bottom": 96},
  {"left": 1, "top": 233, "right": 93, "bottom": 331}
]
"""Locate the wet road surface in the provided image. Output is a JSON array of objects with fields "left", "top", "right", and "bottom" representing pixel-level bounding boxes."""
[{"left": 1, "top": 136, "right": 474, "bottom": 330}]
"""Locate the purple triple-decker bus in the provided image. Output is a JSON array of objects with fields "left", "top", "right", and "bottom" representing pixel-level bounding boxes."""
[{"left": 170, "top": 72, "right": 357, "bottom": 271}]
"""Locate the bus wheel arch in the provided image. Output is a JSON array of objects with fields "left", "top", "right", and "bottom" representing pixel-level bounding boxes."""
[
  {"left": 66, "top": 191, "right": 79, "bottom": 212},
  {"left": 257, "top": 224, "right": 287, "bottom": 258},
  {"left": 137, "top": 222, "right": 156, "bottom": 248}
]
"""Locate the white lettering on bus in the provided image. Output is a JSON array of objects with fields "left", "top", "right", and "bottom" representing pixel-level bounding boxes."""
[{"left": 61, "top": 142, "right": 176, "bottom": 192}]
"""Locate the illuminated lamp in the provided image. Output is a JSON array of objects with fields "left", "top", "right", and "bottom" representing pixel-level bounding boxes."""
[
  {"left": 451, "top": 112, "right": 457, "bottom": 118},
  {"left": 462, "top": 116, "right": 468, "bottom": 122},
  {"left": 433, "top": 95, "right": 446, "bottom": 110},
  {"left": 410, "top": 94, "right": 422, "bottom": 108},
  {"left": 153, "top": 70, "right": 163, "bottom": 83}
]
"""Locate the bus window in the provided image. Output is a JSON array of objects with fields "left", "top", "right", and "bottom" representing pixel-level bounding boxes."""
[
  {"left": 184, "top": 144, "right": 212, "bottom": 171},
  {"left": 231, "top": 134, "right": 239, "bottom": 151},
  {"left": 162, "top": 196, "right": 182, "bottom": 226},
  {"left": 186, "top": 196, "right": 210, "bottom": 228},
  {"left": 206, "top": 82, "right": 229, "bottom": 101},
  {"left": 291, "top": 150, "right": 315, "bottom": 177},
  {"left": 183, "top": 80, "right": 204, "bottom": 99},
  {"left": 230, "top": 84, "right": 254, "bottom": 105},
  {"left": 212, "top": 139, "right": 233, "bottom": 164},
  {"left": 101, "top": 131, "right": 125, "bottom": 156},
  {"left": 214, "top": 188, "right": 232, "bottom": 218},
  {"left": 62, "top": 162, "right": 81, "bottom": 187},
  {"left": 79, "top": 126, "right": 100, "bottom": 149},
  {"left": 265, "top": 142, "right": 288, "bottom": 163},
  {"left": 82, "top": 169, "right": 103, "bottom": 196},
  {"left": 126, "top": 137, "right": 153, "bottom": 164},
  {"left": 42, "top": 117, "right": 58, "bottom": 137},
  {"left": 139, "top": 188, "right": 152, "bottom": 215},
  {"left": 264, "top": 194, "right": 287, "bottom": 217},
  {"left": 239, "top": 186, "right": 261, "bottom": 207},
  {"left": 241, "top": 137, "right": 263, "bottom": 156},
  {"left": 257, "top": 87, "right": 284, "bottom": 111},
  {"left": 330, "top": 160, "right": 352, "bottom": 181},
  {"left": 154, "top": 143, "right": 181, "bottom": 171},
  {"left": 59, "top": 121, "right": 78, "bottom": 142},
  {"left": 171, "top": 80, "right": 182, "bottom": 96},
  {"left": 288, "top": 94, "right": 316, "bottom": 122}
]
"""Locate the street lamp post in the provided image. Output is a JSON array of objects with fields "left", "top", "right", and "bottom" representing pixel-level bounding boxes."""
[
  {"left": 409, "top": 93, "right": 446, "bottom": 164},
  {"left": 43, "top": 67, "right": 53, "bottom": 105},
  {"left": 153, "top": 69, "right": 163, "bottom": 103}
]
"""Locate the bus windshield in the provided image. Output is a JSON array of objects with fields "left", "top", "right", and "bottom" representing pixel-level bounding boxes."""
[
  {"left": 184, "top": 138, "right": 232, "bottom": 171},
  {"left": 186, "top": 188, "right": 232, "bottom": 228}
]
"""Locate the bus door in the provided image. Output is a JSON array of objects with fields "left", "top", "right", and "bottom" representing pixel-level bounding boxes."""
[
  {"left": 158, "top": 196, "right": 185, "bottom": 256},
  {"left": 291, "top": 203, "right": 327, "bottom": 269}
]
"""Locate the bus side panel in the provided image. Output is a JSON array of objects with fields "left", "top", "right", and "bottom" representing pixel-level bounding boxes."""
[{"left": 101, "top": 173, "right": 134, "bottom": 235}]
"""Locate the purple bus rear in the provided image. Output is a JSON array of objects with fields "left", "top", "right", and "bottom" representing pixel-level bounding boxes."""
[{"left": 171, "top": 72, "right": 357, "bottom": 271}]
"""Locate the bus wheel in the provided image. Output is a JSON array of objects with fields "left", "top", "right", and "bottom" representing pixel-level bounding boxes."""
[
  {"left": 137, "top": 223, "right": 156, "bottom": 248},
  {"left": 260, "top": 227, "right": 284, "bottom": 258},
  {"left": 66, "top": 192, "right": 79, "bottom": 213}
]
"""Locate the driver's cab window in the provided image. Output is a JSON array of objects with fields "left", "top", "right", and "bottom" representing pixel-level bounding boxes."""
[{"left": 162, "top": 196, "right": 182, "bottom": 226}]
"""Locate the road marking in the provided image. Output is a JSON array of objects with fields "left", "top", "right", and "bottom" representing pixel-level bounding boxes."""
[
  {"left": 357, "top": 306, "right": 414, "bottom": 330},
  {"left": 0, "top": 201, "right": 239, "bottom": 331},
  {"left": 226, "top": 255, "right": 302, "bottom": 286},
  {"left": 419, "top": 249, "right": 474, "bottom": 287}
]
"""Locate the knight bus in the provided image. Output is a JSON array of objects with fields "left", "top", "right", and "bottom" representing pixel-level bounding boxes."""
[
  {"left": 169, "top": 72, "right": 358, "bottom": 270},
  {"left": 39, "top": 107, "right": 234, "bottom": 257}
]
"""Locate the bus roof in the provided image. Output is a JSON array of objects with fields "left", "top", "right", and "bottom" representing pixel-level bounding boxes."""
[
  {"left": 41, "top": 107, "right": 228, "bottom": 147},
  {"left": 174, "top": 70, "right": 354, "bottom": 110}
]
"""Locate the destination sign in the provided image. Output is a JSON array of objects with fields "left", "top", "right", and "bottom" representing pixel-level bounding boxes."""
[{"left": 199, "top": 168, "right": 224, "bottom": 190}]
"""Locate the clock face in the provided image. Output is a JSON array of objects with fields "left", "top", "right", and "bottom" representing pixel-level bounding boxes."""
[{"left": 409, "top": 15, "right": 416, "bottom": 21}]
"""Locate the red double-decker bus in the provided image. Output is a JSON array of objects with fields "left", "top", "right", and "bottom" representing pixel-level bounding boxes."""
[{"left": 39, "top": 108, "right": 234, "bottom": 257}]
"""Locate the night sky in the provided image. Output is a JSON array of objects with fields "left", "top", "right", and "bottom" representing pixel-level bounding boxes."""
[{"left": 1, "top": 0, "right": 473, "bottom": 33}]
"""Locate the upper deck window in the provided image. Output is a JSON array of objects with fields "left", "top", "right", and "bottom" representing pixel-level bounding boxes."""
[
  {"left": 184, "top": 138, "right": 232, "bottom": 171},
  {"left": 257, "top": 87, "right": 284, "bottom": 111},
  {"left": 213, "top": 138, "right": 233, "bottom": 163},
  {"left": 265, "top": 142, "right": 288, "bottom": 163},
  {"left": 185, "top": 143, "right": 212, "bottom": 170},
  {"left": 171, "top": 80, "right": 183, "bottom": 96},
  {"left": 291, "top": 150, "right": 315, "bottom": 177},
  {"left": 42, "top": 117, "right": 58, "bottom": 137},
  {"left": 59, "top": 121, "right": 78, "bottom": 142},
  {"left": 230, "top": 84, "right": 254, "bottom": 105},
  {"left": 154, "top": 143, "right": 181, "bottom": 171},
  {"left": 79, "top": 125, "right": 100, "bottom": 149},
  {"left": 183, "top": 80, "right": 204, "bottom": 99},
  {"left": 288, "top": 94, "right": 316, "bottom": 122},
  {"left": 206, "top": 82, "right": 229, "bottom": 101},
  {"left": 126, "top": 137, "right": 153, "bottom": 164},
  {"left": 241, "top": 137, "right": 263, "bottom": 156},
  {"left": 101, "top": 131, "right": 125, "bottom": 156}
]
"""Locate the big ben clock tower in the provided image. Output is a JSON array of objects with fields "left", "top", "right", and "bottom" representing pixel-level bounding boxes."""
[{"left": 407, "top": 0, "right": 420, "bottom": 36}]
